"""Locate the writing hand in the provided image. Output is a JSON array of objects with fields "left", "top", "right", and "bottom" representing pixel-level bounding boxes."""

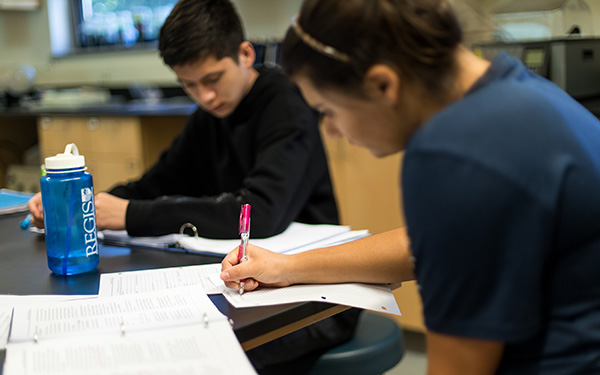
[{"left": 220, "top": 244, "right": 293, "bottom": 292}]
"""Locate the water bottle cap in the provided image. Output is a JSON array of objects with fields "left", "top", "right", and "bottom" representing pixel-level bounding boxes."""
[{"left": 45, "top": 143, "right": 86, "bottom": 171}]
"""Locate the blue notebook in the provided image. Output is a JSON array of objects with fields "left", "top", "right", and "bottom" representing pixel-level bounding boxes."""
[{"left": 0, "top": 189, "right": 34, "bottom": 215}]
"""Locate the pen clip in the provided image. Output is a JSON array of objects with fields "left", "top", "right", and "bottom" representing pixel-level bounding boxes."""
[{"left": 239, "top": 204, "right": 251, "bottom": 235}]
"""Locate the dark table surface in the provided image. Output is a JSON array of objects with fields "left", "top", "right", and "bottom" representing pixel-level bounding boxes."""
[{"left": 0, "top": 212, "right": 342, "bottom": 371}]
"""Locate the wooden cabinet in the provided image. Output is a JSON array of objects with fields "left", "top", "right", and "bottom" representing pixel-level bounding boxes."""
[
  {"left": 38, "top": 116, "right": 143, "bottom": 192},
  {"left": 37, "top": 116, "right": 187, "bottom": 192},
  {"left": 321, "top": 132, "right": 425, "bottom": 332}
]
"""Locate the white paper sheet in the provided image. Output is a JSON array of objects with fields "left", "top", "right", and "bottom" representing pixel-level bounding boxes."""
[
  {"left": 98, "top": 263, "right": 225, "bottom": 296},
  {"left": 223, "top": 283, "right": 401, "bottom": 316},
  {"left": 4, "top": 323, "right": 257, "bottom": 375},
  {"left": 10, "top": 286, "right": 221, "bottom": 342},
  {"left": 0, "top": 295, "right": 95, "bottom": 350},
  {"left": 284, "top": 229, "right": 370, "bottom": 254},
  {"left": 0, "top": 306, "right": 12, "bottom": 350}
]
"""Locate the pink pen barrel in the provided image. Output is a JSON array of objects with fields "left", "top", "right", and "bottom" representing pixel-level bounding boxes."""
[
  {"left": 237, "top": 204, "right": 251, "bottom": 294},
  {"left": 239, "top": 204, "right": 251, "bottom": 235},
  {"left": 238, "top": 244, "right": 244, "bottom": 261},
  {"left": 238, "top": 203, "right": 251, "bottom": 262}
]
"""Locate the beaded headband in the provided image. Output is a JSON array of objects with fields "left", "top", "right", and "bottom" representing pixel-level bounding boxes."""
[{"left": 291, "top": 16, "right": 351, "bottom": 63}]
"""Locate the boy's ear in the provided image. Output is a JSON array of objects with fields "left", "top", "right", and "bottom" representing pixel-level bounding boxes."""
[
  {"left": 239, "top": 41, "right": 256, "bottom": 68},
  {"left": 364, "top": 64, "right": 400, "bottom": 105}
]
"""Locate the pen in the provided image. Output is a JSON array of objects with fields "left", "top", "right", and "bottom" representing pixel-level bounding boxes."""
[
  {"left": 20, "top": 214, "right": 33, "bottom": 230},
  {"left": 238, "top": 204, "right": 251, "bottom": 295}
]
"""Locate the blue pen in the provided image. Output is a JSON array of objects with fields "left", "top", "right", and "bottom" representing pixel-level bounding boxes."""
[{"left": 20, "top": 214, "right": 33, "bottom": 230}]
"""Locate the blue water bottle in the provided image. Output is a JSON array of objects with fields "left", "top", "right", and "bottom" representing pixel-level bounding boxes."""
[{"left": 40, "top": 143, "right": 99, "bottom": 275}]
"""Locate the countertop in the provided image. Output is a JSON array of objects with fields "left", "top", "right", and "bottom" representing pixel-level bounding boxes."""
[{"left": 0, "top": 97, "right": 197, "bottom": 117}]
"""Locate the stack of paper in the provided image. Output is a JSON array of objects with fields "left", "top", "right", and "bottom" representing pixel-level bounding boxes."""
[
  {"left": 175, "top": 222, "right": 369, "bottom": 256},
  {"left": 2, "top": 262, "right": 402, "bottom": 374},
  {"left": 98, "top": 222, "right": 370, "bottom": 257}
]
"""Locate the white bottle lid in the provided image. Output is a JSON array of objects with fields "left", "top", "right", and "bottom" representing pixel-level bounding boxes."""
[{"left": 45, "top": 143, "right": 86, "bottom": 172}]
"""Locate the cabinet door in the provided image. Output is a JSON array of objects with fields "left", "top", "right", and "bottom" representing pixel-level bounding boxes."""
[
  {"left": 38, "top": 117, "right": 91, "bottom": 159},
  {"left": 87, "top": 154, "right": 143, "bottom": 192},
  {"left": 37, "top": 116, "right": 144, "bottom": 192},
  {"left": 139, "top": 116, "right": 188, "bottom": 169},
  {"left": 86, "top": 117, "right": 143, "bottom": 156}
]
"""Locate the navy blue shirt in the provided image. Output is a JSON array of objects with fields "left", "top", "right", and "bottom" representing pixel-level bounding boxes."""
[{"left": 403, "top": 53, "right": 600, "bottom": 374}]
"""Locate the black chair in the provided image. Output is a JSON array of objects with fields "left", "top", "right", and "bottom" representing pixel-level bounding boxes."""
[{"left": 310, "top": 311, "right": 405, "bottom": 375}]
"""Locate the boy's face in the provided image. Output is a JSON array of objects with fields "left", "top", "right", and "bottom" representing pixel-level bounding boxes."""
[{"left": 173, "top": 42, "right": 257, "bottom": 118}]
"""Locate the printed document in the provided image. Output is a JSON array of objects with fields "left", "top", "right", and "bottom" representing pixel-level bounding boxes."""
[
  {"left": 98, "top": 263, "right": 225, "bottom": 296},
  {"left": 4, "top": 286, "right": 257, "bottom": 375},
  {"left": 4, "top": 324, "right": 254, "bottom": 375},
  {"left": 0, "top": 295, "right": 94, "bottom": 350},
  {"left": 9, "top": 286, "right": 219, "bottom": 342}
]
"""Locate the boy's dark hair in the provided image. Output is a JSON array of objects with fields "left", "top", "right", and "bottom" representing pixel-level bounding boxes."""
[
  {"left": 281, "top": 0, "right": 463, "bottom": 101},
  {"left": 159, "top": 0, "right": 245, "bottom": 67}
]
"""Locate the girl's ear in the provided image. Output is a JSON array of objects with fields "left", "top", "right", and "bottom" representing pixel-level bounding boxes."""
[
  {"left": 364, "top": 65, "right": 400, "bottom": 105},
  {"left": 239, "top": 41, "right": 256, "bottom": 68}
]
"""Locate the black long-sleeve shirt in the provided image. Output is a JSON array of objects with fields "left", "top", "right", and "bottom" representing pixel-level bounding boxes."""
[{"left": 109, "top": 66, "right": 338, "bottom": 238}]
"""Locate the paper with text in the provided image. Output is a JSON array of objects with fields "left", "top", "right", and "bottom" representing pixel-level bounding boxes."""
[
  {"left": 9, "top": 286, "right": 222, "bottom": 343},
  {"left": 4, "top": 323, "right": 257, "bottom": 375},
  {"left": 0, "top": 295, "right": 94, "bottom": 350},
  {"left": 223, "top": 283, "right": 401, "bottom": 315},
  {"left": 4, "top": 287, "right": 256, "bottom": 375},
  {"left": 98, "top": 263, "right": 225, "bottom": 296}
]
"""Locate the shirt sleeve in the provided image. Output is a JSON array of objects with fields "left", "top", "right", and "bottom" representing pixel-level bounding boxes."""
[{"left": 402, "top": 152, "right": 553, "bottom": 342}]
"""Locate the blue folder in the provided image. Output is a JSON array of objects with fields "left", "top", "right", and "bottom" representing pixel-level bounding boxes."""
[{"left": 0, "top": 189, "right": 34, "bottom": 215}]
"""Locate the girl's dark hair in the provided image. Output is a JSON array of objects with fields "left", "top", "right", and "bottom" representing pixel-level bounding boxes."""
[
  {"left": 280, "top": 0, "right": 463, "bottom": 100},
  {"left": 159, "top": 0, "right": 245, "bottom": 67}
]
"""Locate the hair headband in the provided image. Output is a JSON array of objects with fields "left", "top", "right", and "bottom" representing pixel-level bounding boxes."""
[{"left": 291, "top": 15, "right": 351, "bottom": 63}]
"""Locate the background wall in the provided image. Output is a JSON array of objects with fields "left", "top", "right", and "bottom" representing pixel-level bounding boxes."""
[
  {"left": 0, "top": 0, "right": 302, "bottom": 88},
  {"left": 1, "top": 0, "right": 600, "bottom": 88}
]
